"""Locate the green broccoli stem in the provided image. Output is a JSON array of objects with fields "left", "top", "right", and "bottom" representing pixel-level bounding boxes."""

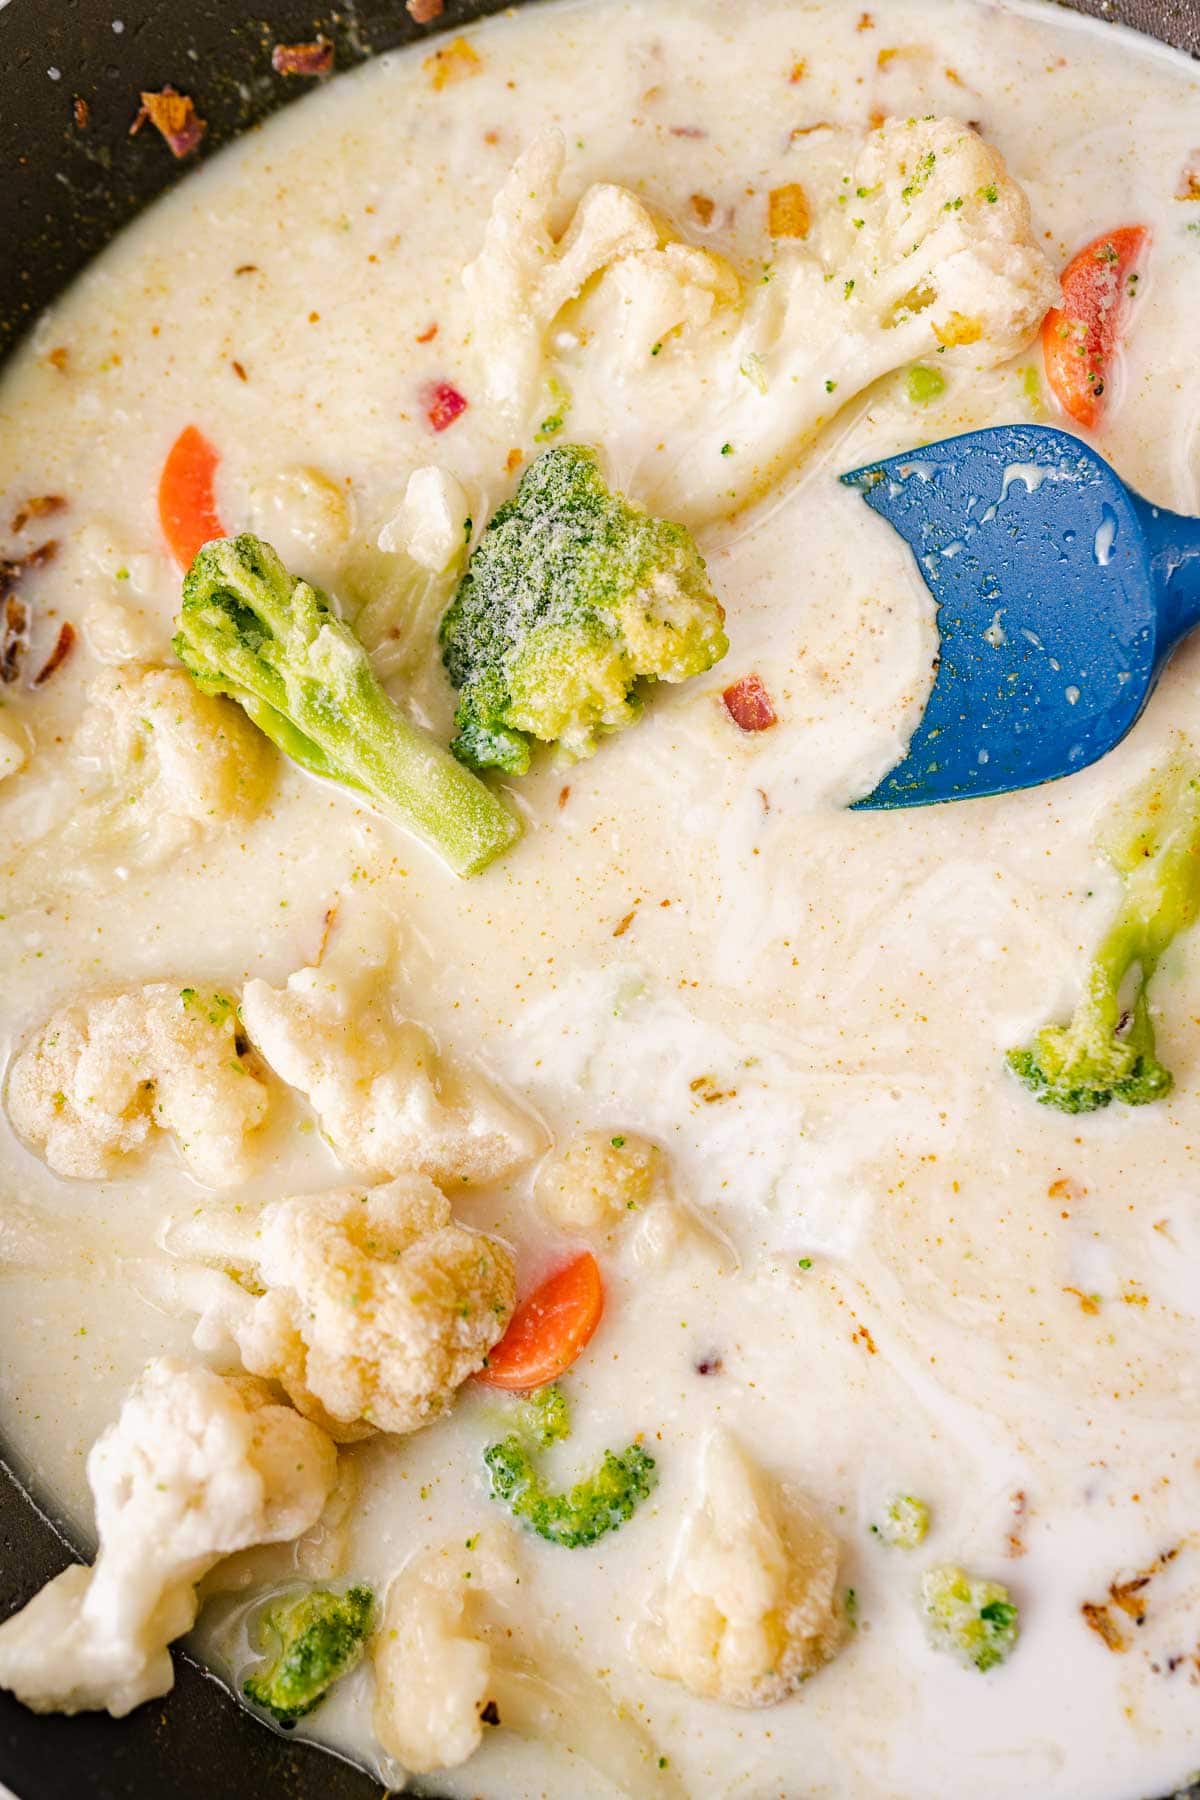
[{"left": 175, "top": 535, "right": 520, "bottom": 878}]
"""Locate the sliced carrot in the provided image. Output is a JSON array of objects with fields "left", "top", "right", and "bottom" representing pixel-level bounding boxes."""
[
  {"left": 158, "top": 425, "right": 225, "bottom": 566},
  {"left": 476, "top": 1250, "right": 605, "bottom": 1390},
  {"left": 1041, "top": 225, "right": 1148, "bottom": 429}
]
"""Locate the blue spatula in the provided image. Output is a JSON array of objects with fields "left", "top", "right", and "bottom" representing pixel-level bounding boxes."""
[{"left": 840, "top": 424, "right": 1200, "bottom": 808}]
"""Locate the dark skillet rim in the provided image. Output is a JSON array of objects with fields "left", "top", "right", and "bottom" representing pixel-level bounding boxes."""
[{"left": 0, "top": 0, "right": 1198, "bottom": 1794}]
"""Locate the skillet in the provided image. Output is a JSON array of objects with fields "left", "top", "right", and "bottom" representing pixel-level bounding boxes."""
[{"left": 1, "top": 0, "right": 1198, "bottom": 1793}]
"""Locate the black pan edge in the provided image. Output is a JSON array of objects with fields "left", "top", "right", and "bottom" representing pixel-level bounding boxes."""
[{"left": 1, "top": 0, "right": 1199, "bottom": 1794}]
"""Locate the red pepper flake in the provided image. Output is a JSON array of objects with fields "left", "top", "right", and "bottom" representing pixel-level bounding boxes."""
[
  {"left": 45, "top": 347, "right": 70, "bottom": 372},
  {"left": 34, "top": 621, "right": 76, "bottom": 687},
  {"left": 422, "top": 380, "right": 468, "bottom": 432},
  {"left": 11, "top": 495, "right": 65, "bottom": 535},
  {"left": 689, "top": 193, "right": 715, "bottom": 226},
  {"left": 557, "top": 785, "right": 570, "bottom": 808},
  {"left": 670, "top": 124, "right": 707, "bottom": 139},
  {"left": 406, "top": 0, "right": 445, "bottom": 19},
  {"left": 612, "top": 909, "right": 637, "bottom": 938},
  {"left": 230, "top": 359, "right": 248, "bottom": 382},
  {"left": 73, "top": 96, "right": 90, "bottom": 129},
  {"left": 722, "top": 674, "right": 778, "bottom": 732},
  {"left": 852, "top": 1322, "right": 878, "bottom": 1354},
  {"left": 788, "top": 59, "right": 807, "bottom": 82},
  {"left": 868, "top": 105, "right": 887, "bottom": 129},
  {"left": 129, "top": 86, "right": 206, "bottom": 158},
  {"left": 271, "top": 38, "right": 334, "bottom": 78},
  {"left": 415, "top": 321, "right": 439, "bottom": 344},
  {"left": 857, "top": 9, "right": 875, "bottom": 27}
]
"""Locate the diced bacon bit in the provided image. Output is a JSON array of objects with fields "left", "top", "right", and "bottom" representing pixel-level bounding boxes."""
[
  {"left": 670, "top": 125, "right": 707, "bottom": 139},
  {"left": 34, "top": 622, "right": 76, "bottom": 687},
  {"left": 689, "top": 193, "right": 715, "bottom": 226},
  {"left": 505, "top": 448, "right": 524, "bottom": 475},
  {"left": 1082, "top": 1549, "right": 1178, "bottom": 1652},
  {"left": 11, "top": 496, "right": 65, "bottom": 535},
  {"left": 788, "top": 59, "right": 807, "bottom": 82},
  {"left": 422, "top": 380, "right": 468, "bottom": 432},
  {"left": 0, "top": 596, "right": 30, "bottom": 685},
  {"left": 0, "top": 540, "right": 57, "bottom": 681},
  {"left": 425, "top": 35, "right": 482, "bottom": 90},
  {"left": 129, "top": 86, "right": 206, "bottom": 158},
  {"left": 271, "top": 38, "right": 334, "bottom": 77},
  {"left": 406, "top": 0, "right": 445, "bottom": 19},
  {"left": 415, "top": 321, "right": 439, "bottom": 344},
  {"left": 1176, "top": 154, "right": 1200, "bottom": 201},
  {"left": 767, "top": 183, "right": 810, "bottom": 239},
  {"left": 73, "top": 96, "right": 89, "bottom": 129},
  {"left": 722, "top": 673, "right": 778, "bottom": 732}
]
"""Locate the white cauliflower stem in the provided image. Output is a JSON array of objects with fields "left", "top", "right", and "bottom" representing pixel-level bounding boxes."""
[
  {"left": 241, "top": 940, "right": 541, "bottom": 1187},
  {"left": 373, "top": 1528, "right": 518, "bottom": 1773},
  {"left": 0, "top": 1358, "right": 336, "bottom": 1717},
  {"left": 7, "top": 983, "right": 269, "bottom": 1185},
  {"left": 637, "top": 1429, "right": 847, "bottom": 1707},
  {"left": 173, "top": 1175, "right": 516, "bottom": 1440}
]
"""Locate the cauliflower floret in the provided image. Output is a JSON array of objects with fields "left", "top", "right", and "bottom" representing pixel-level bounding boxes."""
[
  {"left": 72, "top": 666, "right": 272, "bottom": 855},
  {"left": 6, "top": 983, "right": 269, "bottom": 1185},
  {"left": 637, "top": 1429, "right": 847, "bottom": 1708},
  {"left": 247, "top": 465, "right": 354, "bottom": 587},
  {"left": 461, "top": 129, "right": 659, "bottom": 420},
  {"left": 241, "top": 941, "right": 541, "bottom": 1187},
  {"left": 534, "top": 1129, "right": 664, "bottom": 1229},
  {"left": 485, "top": 116, "right": 1050, "bottom": 525},
  {"left": 0, "top": 1358, "right": 336, "bottom": 1717},
  {"left": 378, "top": 467, "right": 472, "bottom": 573},
  {"left": 534, "top": 1130, "right": 733, "bottom": 1270},
  {"left": 172, "top": 1175, "right": 517, "bottom": 1441},
  {"left": 570, "top": 240, "right": 742, "bottom": 370},
  {"left": 373, "top": 1527, "right": 519, "bottom": 1773}
]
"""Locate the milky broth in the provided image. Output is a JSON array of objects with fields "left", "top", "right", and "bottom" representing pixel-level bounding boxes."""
[{"left": 1, "top": 1, "right": 1200, "bottom": 1795}]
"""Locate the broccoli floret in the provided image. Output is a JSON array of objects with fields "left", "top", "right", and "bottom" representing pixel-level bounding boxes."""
[
  {"left": 871, "top": 1494, "right": 930, "bottom": 1549},
  {"left": 483, "top": 1382, "right": 656, "bottom": 1547},
  {"left": 174, "top": 534, "right": 520, "bottom": 878},
  {"left": 921, "top": 1565, "right": 1018, "bottom": 1673},
  {"left": 521, "top": 1382, "right": 571, "bottom": 1447},
  {"left": 439, "top": 445, "right": 728, "bottom": 773},
  {"left": 1007, "top": 756, "right": 1200, "bottom": 1112},
  {"left": 243, "top": 1584, "right": 373, "bottom": 1724}
]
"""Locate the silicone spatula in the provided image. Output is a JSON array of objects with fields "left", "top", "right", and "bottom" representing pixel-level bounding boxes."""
[{"left": 840, "top": 424, "right": 1200, "bottom": 809}]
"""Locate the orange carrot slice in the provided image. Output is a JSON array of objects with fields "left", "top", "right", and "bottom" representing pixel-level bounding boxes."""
[
  {"left": 158, "top": 425, "right": 224, "bottom": 566},
  {"left": 477, "top": 1251, "right": 605, "bottom": 1390},
  {"left": 1041, "top": 226, "right": 1148, "bottom": 429}
]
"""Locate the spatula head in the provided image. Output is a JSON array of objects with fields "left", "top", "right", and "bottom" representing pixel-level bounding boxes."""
[{"left": 841, "top": 424, "right": 1160, "bottom": 808}]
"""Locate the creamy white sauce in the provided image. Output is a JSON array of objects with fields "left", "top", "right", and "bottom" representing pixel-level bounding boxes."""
[{"left": 1, "top": 1, "right": 1200, "bottom": 1795}]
